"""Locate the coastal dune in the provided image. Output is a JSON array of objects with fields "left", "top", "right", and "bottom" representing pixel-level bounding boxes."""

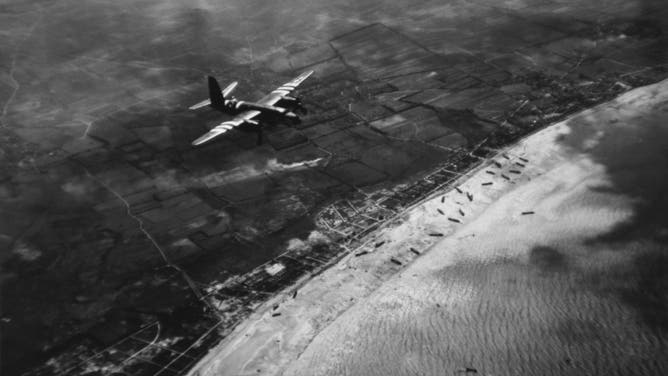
[{"left": 192, "top": 81, "right": 668, "bottom": 376}]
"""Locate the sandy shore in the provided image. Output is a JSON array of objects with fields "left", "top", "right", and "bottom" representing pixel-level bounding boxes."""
[{"left": 189, "top": 79, "right": 668, "bottom": 376}]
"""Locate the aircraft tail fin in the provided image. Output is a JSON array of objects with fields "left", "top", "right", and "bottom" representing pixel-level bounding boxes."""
[
  {"left": 208, "top": 76, "right": 225, "bottom": 107},
  {"left": 190, "top": 78, "right": 238, "bottom": 110}
]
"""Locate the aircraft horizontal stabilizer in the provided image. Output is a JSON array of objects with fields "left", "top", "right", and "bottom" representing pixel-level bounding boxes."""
[
  {"left": 189, "top": 79, "right": 237, "bottom": 110},
  {"left": 222, "top": 81, "right": 238, "bottom": 98},
  {"left": 189, "top": 99, "right": 211, "bottom": 110}
]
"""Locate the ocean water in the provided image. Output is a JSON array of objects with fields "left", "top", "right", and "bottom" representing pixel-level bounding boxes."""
[{"left": 285, "top": 86, "right": 668, "bottom": 375}]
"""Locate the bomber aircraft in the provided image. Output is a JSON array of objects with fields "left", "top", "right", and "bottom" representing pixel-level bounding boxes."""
[{"left": 189, "top": 70, "right": 314, "bottom": 146}]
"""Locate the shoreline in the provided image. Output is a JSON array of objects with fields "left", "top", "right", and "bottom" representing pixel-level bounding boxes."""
[
  {"left": 281, "top": 78, "right": 668, "bottom": 375},
  {"left": 185, "top": 79, "right": 658, "bottom": 376},
  {"left": 187, "top": 153, "right": 494, "bottom": 375}
]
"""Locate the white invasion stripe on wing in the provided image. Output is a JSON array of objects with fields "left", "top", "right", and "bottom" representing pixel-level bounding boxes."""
[
  {"left": 261, "top": 70, "right": 314, "bottom": 105},
  {"left": 192, "top": 118, "right": 247, "bottom": 146},
  {"left": 212, "top": 120, "right": 243, "bottom": 131}
]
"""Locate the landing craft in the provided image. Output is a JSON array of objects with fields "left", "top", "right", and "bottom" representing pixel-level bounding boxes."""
[{"left": 189, "top": 70, "right": 314, "bottom": 146}]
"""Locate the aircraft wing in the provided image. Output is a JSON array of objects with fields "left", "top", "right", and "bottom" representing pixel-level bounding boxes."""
[
  {"left": 191, "top": 110, "right": 261, "bottom": 146},
  {"left": 258, "top": 70, "right": 314, "bottom": 106}
]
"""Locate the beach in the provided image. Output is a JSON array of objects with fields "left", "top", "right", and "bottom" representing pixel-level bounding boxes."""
[{"left": 189, "top": 80, "right": 668, "bottom": 375}]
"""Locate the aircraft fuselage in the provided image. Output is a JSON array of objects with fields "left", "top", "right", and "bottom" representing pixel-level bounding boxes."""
[{"left": 213, "top": 99, "right": 301, "bottom": 121}]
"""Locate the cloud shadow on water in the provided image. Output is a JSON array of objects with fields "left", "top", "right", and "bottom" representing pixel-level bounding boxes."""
[
  {"left": 558, "top": 84, "right": 668, "bottom": 333},
  {"left": 528, "top": 245, "right": 568, "bottom": 273}
]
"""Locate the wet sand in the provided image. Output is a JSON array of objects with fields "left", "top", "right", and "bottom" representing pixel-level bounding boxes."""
[{"left": 190, "top": 81, "right": 668, "bottom": 375}]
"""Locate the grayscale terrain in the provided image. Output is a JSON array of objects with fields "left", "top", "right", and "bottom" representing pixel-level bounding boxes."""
[{"left": 1, "top": 0, "right": 667, "bottom": 375}]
